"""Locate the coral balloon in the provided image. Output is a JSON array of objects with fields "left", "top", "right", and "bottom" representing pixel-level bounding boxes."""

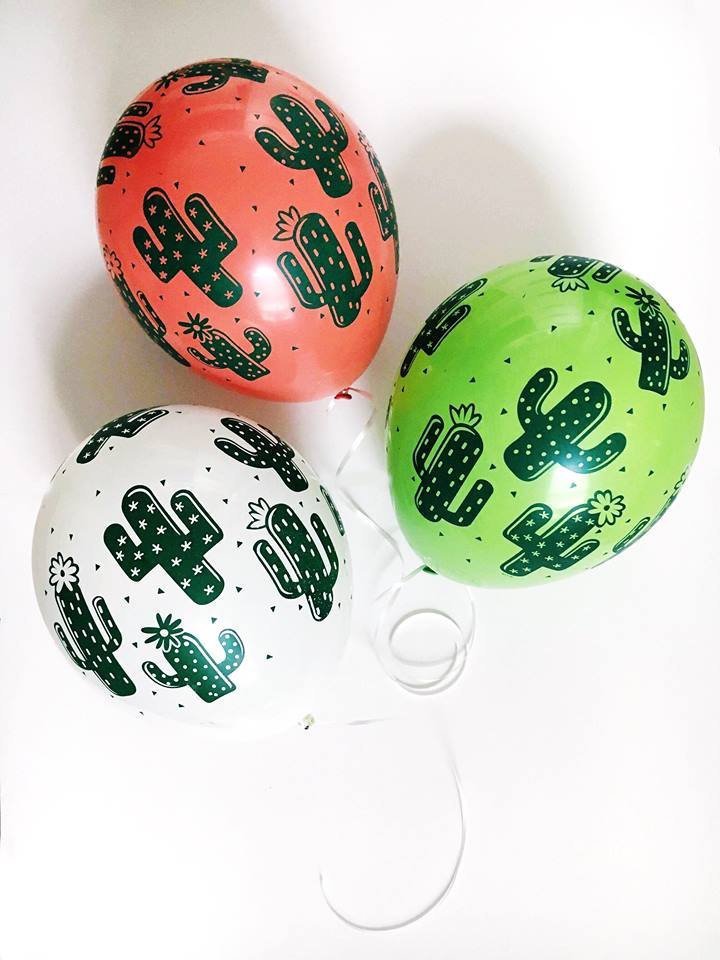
[
  {"left": 387, "top": 256, "right": 704, "bottom": 586},
  {"left": 96, "top": 59, "right": 398, "bottom": 401},
  {"left": 32, "top": 405, "right": 351, "bottom": 735}
]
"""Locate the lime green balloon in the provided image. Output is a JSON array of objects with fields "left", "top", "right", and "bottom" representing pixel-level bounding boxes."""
[{"left": 386, "top": 255, "right": 704, "bottom": 587}]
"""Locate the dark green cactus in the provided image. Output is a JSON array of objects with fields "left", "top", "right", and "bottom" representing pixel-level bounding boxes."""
[
  {"left": 401, "top": 278, "right": 486, "bottom": 377},
  {"left": 49, "top": 553, "right": 136, "bottom": 696},
  {"left": 141, "top": 613, "right": 244, "bottom": 702},
  {"left": 104, "top": 485, "right": 224, "bottom": 605},
  {"left": 501, "top": 490, "right": 626, "bottom": 577},
  {"left": 504, "top": 367, "right": 626, "bottom": 480},
  {"left": 214, "top": 418, "right": 308, "bottom": 491},
  {"left": 133, "top": 188, "right": 242, "bottom": 306},
  {"left": 76, "top": 408, "right": 168, "bottom": 464},
  {"left": 320, "top": 486, "right": 345, "bottom": 536},
  {"left": 612, "top": 469, "right": 687, "bottom": 554},
  {"left": 154, "top": 58, "right": 268, "bottom": 95},
  {"left": 274, "top": 206, "right": 372, "bottom": 327},
  {"left": 256, "top": 95, "right": 351, "bottom": 197},
  {"left": 97, "top": 100, "right": 161, "bottom": 187},
  {"left": 530, "top": 254, "right": 620, "bottom": 292},
  {"left": 413, "top": 403, "right": 493, "bottom": 526},
  {"left": 103, "top": 247, "right": 190, "bottom": 366},
  {"left": 248, "top": 498, "right": 339, "bottom": 622},
  {"left": 359, "top": 131, "right": 398, "bottom": 273},
  {"left": 179, "top": 313, "right": 270, "bottom": 381},
  {"left": 612, "top": 286, "right": 690, "bottom": 395}
]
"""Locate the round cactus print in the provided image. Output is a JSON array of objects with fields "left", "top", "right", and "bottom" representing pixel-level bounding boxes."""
[
  {"left": 96, "top": 59, "right": 398, "bottom": 402},
  {"left": 386, "top": 256, "right": 704, "bottom": 587},
  {"left": 32, "top": 405, "right": 352, "bottom": 734}
]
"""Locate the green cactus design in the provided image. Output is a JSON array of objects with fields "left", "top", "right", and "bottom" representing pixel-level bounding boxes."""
[
  {"left": 104, "top": 486, "right": 224, "bottom": 605},
  {"left": 320, "top": 486, "right": 345, "bottom": 536},
  {"left": 154, "top": 58, "right": 268, "bottom": 95},
  {"left": 501, "top": 490, "right": 626, "bottom": 577},
  {"left": 401, "top": 278, "right": 486, "bottom": 377},
  {"left": 179, "top": 313, "right": 270, "bottom": 381},
  {"left": 255, "top": 95, "right": 351, "bottom": 197},
  {"left": 133, "top": 188, "right": 242, "bottom": 306},
  {"left": 141, "top": 614, "right": 243, "bottom": 702},
  {"left": 359, "top": 131, "right": 398, "bottom": 273},
  {"left": 103, "top": 248, "right": 190, "bottom": 366},
  {"left": 274, "top": 206, "right": 372, "bottom": 328},
  {"left": 49, "top": 553, "right": 136, "bottom": 696},
  {"left": 504, "top": 367, "right": 627, "bottom": 480},
  {"left": 214, "top": 418, "right": 308, "bottom": 492},
  {"left": 612, "top": 469, "right": 687, "bottom": 554},
  {"left": 76, "top": 408, "right": 168, "bottom": 464},
  {"left": 248, "top": 498, "right": 339, "bottom": 622},
  {"left": 413, "top": 403, "right": 493, "bottom": 526},
  {"left": 612, "top": 286, "right": 690, "bottom": 395},
  {"left": 530, "top": 255, "right": 620, "bottom": 292},
  {"left": 97, "top": 101, "right": 161, "bottom": 187}
]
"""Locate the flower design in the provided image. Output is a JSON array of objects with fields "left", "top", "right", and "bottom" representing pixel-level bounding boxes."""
[
  {"left": 49, "top": 553, "right": 79, "bottom": 592},
  {"left": 587, "top": 490, "right": 626, "bottom": 527},
  {"left": 102, "top": 245, "right": 122, "bottom": 281},
  {"left": 179, "top": 313, "right": 213, "bottom": 342},
  {"left": 154, "top": 70, "right": 183, "bottom": 91},
  {"left": 142, "top": 613, "right": 184, "bottom": 652},
  {"left": 625, "top": 286, "right": 661, "bottom": 315}
]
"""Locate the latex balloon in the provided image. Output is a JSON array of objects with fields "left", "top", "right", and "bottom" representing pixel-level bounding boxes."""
[
  {"left": 32, "top": 405, "right": 351, "bottom": 734},
  {"left": 386, "top": 256, "right": 704, "bottom": 586},
  {"left": 96, "top": 58, "right": 398, "bottom": 401}
]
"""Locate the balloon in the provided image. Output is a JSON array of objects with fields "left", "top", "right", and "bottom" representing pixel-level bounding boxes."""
[
  {"left": 32, "top": 405, "right": 351, "bottom": 734},
  {"left": 96, "top": 59, "right": 398, "bottom": 402},
  {"left": 386, "top": 256, "right": 704, "bottom": 587}
]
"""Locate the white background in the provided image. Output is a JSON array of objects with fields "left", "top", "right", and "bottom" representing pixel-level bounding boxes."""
[{"left": 1, "top": 0, "right": 719, "bottom": 957}]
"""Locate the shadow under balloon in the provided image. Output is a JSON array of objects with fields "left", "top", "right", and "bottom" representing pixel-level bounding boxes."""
[{"left": 362, "top": 122, "right": 583, "bottom": 465}]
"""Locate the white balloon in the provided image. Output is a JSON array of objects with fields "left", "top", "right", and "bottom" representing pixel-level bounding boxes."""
[{"left": 32, "top": 404, "right": 352, "bottom": 737}]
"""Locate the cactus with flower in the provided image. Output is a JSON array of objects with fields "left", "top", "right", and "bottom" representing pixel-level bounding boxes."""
[{"left": 179, "top": 313, "right": 271, "bottom": 381}]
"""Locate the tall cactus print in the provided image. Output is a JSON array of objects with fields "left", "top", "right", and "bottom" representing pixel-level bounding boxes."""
[
  {"left": 504, "top": 367, "right": 626, "bottom": 480},
  {"left": 49, "top": 553, "right": 136, "bottom": 696},
  {"left": 76, "top": 408, "right": 168, "bottom": 464}
]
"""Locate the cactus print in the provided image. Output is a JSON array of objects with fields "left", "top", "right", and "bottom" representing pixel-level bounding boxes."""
[
  {"left": 133, "top": 188, "right": 242, "bottom": 306},
  {"left": 104, "top": 486, "right": 224, "bottom": 604},
  {"left": 359, "top": 132, "right": 398, "bottom": 273},
  {"left": 76, "top": 408, "right": 168, "bottom": 464},
  {"left": 179, "top": 314, "right": 271, "bottom": 382},
  {"left": 612, "top": 286, "right": 690, "bottom": 395},
  {"left": 49, "top": 554, "right": 136, "bottom": 696},
  {"left": 501, "top": 490, "right": 626, "bottom": 577},
  {"left": 248, "top": 498, "right": 339, "bottom": 622},
  {"left": 530, "top": 255, "right": 620, "bottom": 292},
  {"left": 401, "top": 278, "right": 486, "bottom": 377},
  {"left": 504, "top": 367, "right": 627, "bottom": 480},
  {"left": 142, "top": 613, "right": 244, "bottom": 702},
  {"left": 155, "top": 58, "right": 268, "bottom": 95},
  {"left": 97, "top": 100, "right": 161, "bottom": 187},
  {"left": 256, "top": 95, "right": 351, "bottom": 197},
  {"left": 214, "top": 419, "right": 308, "bottom": 492}
]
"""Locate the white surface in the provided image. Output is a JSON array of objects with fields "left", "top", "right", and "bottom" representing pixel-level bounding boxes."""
[{"left": 1, "top": 1, "right": 719, "bottom": 957}]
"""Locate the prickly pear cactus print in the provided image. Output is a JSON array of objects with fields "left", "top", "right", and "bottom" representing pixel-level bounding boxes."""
[
  {"left": 155, "top": 58, "right": 268, "bottom": 95},
  {"left": 77, "top": 408, "right": 168, "bottom": 464},
  {"left": 96, "top": 61, "right": 397, "bottom": 402},
  {"left": 97, "top": 101, "right": 161, "bottom": 187},
  {"left": 387, "top": 256, "right": 704, "bottom": 587},
  {"left": 33, "top": 406, "right": 352, "bottom": 727}
]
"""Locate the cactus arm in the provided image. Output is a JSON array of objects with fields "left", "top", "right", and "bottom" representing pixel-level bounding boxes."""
[
  {"left": 142, "top": 660, "right": 184, "bottom": 688},
  {"left": 344, "top": 222, "right": 373, "bottom": 295},
  {"left": 185, "top": 193, "right": 235, "bottom": 249},
  {"left": 444, "top": 478, "right": 494, "bottom": 527},
  {"left": 243, "top": 327, "right": 272, "bottom": 363},
  {"left": 187, "top": 344, "right": 224, "bottom": 367},
  {"left": 316, "top": 99, "right": 346, "bottom": 140},
  {"left": 254, "top": 126, "right": 299, "bottom": 166},
  {"left": 569, "top": 431, "right": 627, "bottom": 473},
  {"left": 413, "top": 415, "right": 444, "bottom": 474},
  {"left": 521, "top": 367, "right": 558, "bottom": 420},
  {"left": 253, "top": 541, "right": 302, "bottom": 598},
  {"left": 276, "top": 252, "right": 324, "bottom": 309},
  {"left": 171, "top": 490, "right": 223, "bottom": 548},
  {"left": 217, "top": 629, "right": 245, "bottom": 675},
  {"left": 671, "top": 339, "right": 690, "bottom": 380},
  {"left": 311, "top": 514, "right": 339, "bottom": 581},
  {"left": 321, "top": 486, "right": 345, "bottom": 535},
  {"left": 503, "top": 504, "right": 549, "bottom": 544},
  {"left": 612, "top": 306, "right": 640, "bottom": 349},
  {"left": 103, "top": 522, "right": 154, "bottom": 580},
  {"left": 54, "top": 622, "right": 87, "bottom": 669},
  {"left": 93, "top": 596, "right": 122, "bottom": 651}
]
